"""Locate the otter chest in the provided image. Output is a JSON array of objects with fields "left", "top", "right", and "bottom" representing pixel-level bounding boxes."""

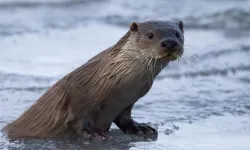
[{"left": 93, "top": 81, "right": 153, "bottom": 130}]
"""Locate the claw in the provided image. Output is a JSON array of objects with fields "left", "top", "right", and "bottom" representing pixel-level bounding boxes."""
[
  {"left": 88, "top": 132, "right": 111, "bottom": 141},
  {"left": 82, "top": 120, "right": 111, "bottom": 141},
  {"left": 122, "top": 120, "right": 158, "bottom": 139}
]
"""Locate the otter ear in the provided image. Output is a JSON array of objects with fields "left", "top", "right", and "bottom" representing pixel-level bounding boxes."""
[
  {"left": 130, "top": 22, "right": 139, "bottom": 32},
  {"left": 178, "top": 21, "right": 184, "bottom": 32}
]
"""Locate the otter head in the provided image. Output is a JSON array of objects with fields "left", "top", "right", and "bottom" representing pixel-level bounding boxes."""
[{"left": 124, "top": 20, "right": 184, "bottom": 62}]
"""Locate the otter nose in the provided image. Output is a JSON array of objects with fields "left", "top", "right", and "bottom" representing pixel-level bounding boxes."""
[{"left": 161, "top": 39, "right": 178, "bottom": 49}]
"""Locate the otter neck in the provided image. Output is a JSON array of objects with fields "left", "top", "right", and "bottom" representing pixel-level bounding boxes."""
[{"left": 112, "top": 48, "right": 168, "bottom": 85}]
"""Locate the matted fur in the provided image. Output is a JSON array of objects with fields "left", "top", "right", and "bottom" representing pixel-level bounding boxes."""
[
  {"left": 2, "top": 30, "right": 157, "bottom": 138},
  {"left": 2, "top": 31, "right": 138, "bottom": 138},
  {"left": 2, "top": 20, "right": 184, "bottom": 139}
]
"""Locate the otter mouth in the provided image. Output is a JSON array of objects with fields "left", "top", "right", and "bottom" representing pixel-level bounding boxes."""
[
  {"left": 160, "top": 52, "right": 181, "bottom": 61},
  {"left": 167, "top": 53, "right": 180, "bottom": 60}
]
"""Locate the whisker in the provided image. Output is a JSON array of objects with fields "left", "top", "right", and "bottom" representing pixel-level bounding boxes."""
[
  {"left": 181, "top": 55, "right": 188, "bottom": 64},
  {"left": 183, "top": 54, "right": 192, "bottom": 64},
  {"left": 149, "top": 57, "right": 154, "bottom": 82},
  {"left": 178, "top": 56, "right": 185, "bottom": 65},
  {"left": 153, "top": 58, "right": 157, "bottom": 81},
  {"left": 184, "top": 49, "right": 199, "bottom": 62},
  {"left": 176, "top": 58, "right": 181, "bottom": 79}
]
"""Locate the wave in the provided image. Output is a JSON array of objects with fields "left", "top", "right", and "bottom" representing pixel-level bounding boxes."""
[
  {"left": 157, "top": 64, "right": 250, "bottom": 79},
  {"left": 0, "top": 71, "right": 56, "bottom": 84},
  {"left": 0, "top": 0, "right": 249, "bottom": 36},
  {"left": 195, "top": 45, "right": 250, "bottom": 60},
  {"left": 181, "top": 8, "right": 250, "bottom": 30},
  {"left": 0, "top": 0, "right": 103, "bottom": 8},
  {"left": 102, "top": 8, "right": 250, "bottom": 30},
  {"left": 0, "top": 87, "right": 48, "bottom": 92}
]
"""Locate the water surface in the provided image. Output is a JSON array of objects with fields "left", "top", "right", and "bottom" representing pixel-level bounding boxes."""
[{"left": 0, "top": 0, "right": 250, "bottom": 149}]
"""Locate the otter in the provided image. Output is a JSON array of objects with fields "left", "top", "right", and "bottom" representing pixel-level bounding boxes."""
[{"left": 2, "top": 20, "right": 184, "bottom": 141}]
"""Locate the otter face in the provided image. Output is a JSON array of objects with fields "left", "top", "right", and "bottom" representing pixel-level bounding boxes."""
[{"left": 129, "top": 20, "right": 184, "bottom": 61}]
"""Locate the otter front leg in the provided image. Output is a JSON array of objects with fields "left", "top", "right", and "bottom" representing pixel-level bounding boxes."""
[{"left": 114, "top": 105, "right": 158, "bottom": 139}]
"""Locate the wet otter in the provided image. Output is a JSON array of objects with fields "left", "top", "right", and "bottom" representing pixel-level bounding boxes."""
[{"left": 2, "top": 20, "right": 184, "bottom": 140}]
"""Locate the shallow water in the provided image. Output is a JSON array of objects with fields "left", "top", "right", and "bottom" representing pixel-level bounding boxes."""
[{"left": 0, "top": 0, "right": 250, "bottom": 149}]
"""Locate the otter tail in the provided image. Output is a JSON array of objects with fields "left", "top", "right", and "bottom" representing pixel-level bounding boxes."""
[{"left": 2, "top": 81, "right": 74, "bottom": 138}]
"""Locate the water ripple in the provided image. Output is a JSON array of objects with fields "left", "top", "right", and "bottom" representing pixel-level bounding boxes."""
[{"left": 158, "top": 65, "right": 250, "bottom": 79}]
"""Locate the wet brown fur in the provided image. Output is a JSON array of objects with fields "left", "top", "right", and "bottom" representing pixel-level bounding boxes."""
[
  {"left": 2, "top": 31, "right": 134, "bottom": 138},
  {"left": 2, "top": 20, "right": 184, "bottom": 139}
]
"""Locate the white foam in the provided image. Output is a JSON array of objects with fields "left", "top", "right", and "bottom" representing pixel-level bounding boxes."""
[{"left": 131, "top": 115, "right": 250, "bottom": 150}]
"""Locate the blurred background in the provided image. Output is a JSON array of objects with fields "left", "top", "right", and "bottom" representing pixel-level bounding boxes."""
[{"left": 0, "top": 0, "right": 249, "bottom": 149}]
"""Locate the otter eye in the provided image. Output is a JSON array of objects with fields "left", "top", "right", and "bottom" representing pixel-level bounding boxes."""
[
  {"left": 148, "top": 33, "right": 154, "bottom": 39},
  {"left": 175, "top": 31, "right": 180, "bottom": 38}
]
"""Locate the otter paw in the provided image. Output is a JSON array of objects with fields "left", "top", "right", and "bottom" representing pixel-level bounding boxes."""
[
  {"left": 83, "top": 131, "right": 111, "bottom": 141},
  {"left": 123, "top": 121, "right": 158, "bottom": 137},
  {"left": 82, "top": 121, "right": 112, "bottom": 141}
]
